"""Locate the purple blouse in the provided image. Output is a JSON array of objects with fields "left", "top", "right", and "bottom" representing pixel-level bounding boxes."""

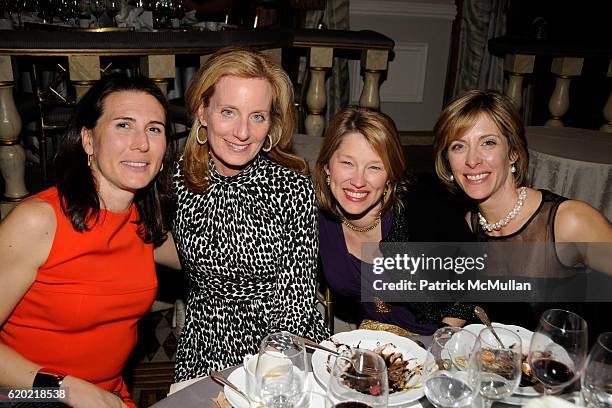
[{"left": 318, "top": 210, "right": 438, "bottom": 335}]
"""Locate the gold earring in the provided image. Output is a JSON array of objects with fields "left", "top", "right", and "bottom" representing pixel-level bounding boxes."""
[
  {"left": 262, "top": 133, "right": 274, "bottom": 152},
  {"left": 326, "top": 174, "right": 331, "bottom": 185},
  {"left": 87, "top": 154, "right": 92, "bottom": 167},
  {"left": 195, "top": 122, "right": 207, "bottom": 145}
]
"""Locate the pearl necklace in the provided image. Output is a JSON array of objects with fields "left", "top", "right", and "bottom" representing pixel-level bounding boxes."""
[
  {"left": 340, "top": 212, "right": 381, "bottom": 233},
  {"left": 478, "top": 187, "right": 528, "bottom": 232}
]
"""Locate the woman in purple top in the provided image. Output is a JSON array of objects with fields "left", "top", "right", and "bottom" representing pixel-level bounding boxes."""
[{"left": 312, "top": 107, "right": 474, "bottom": 335}]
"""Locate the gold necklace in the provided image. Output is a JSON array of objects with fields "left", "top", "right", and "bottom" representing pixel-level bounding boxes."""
[{"left": 339, "top": 212, "right": 381, "bottom": 233}]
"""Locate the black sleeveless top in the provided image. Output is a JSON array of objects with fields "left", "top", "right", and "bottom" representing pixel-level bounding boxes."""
[{"left": 470, "top": 190, "right": 588, "bottom": 330}]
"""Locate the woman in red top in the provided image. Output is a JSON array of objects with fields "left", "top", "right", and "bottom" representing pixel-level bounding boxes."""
[{"left": 0, "top": 74, "right": 177, "bottom": 407}]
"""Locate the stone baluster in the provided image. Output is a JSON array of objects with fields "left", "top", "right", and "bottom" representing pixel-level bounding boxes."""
[
  {"left": 503, "top": 54, "right": 535, "bottom": 111},
  {"left": 0, "top": 56, "right": 27, "bottom": 218},
  {"left": 305, "top": 47, "right": 333, "bottom": 138},
  {"left": 601, "top": 59, "right": 612, "bottom": 133},
  {"left": 546, "top": 57, "right": 583, "bottom": 127},
  {"left": 69, "top": 56, "right": 101, "bottom": 101},
  {"left": 359, "top": 49, "right": 389, "bottom": 110},
  {"left": 140, "top": 55, "right": 176, "bottom": 96}
]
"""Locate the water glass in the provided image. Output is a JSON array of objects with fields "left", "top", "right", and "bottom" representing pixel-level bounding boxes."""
[
  {"left": 477, "top": 327, "right": 522, "bottom": 407},
  {"left": 256, "top": 332, "right": 308, "bottom": 408},
  {"left": 326, "top": 348, "right": 389, "bottom": 408},
  {"left": 582, "top": 332, "right": 612, "bottom": 407},
  {"left": 423, "top": 327, "right": 481, "bottom": 408}
]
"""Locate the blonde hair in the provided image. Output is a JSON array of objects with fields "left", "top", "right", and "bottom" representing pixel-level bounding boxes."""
[
  {"left": 182, "top": 46, "right": 306, "bottom": 192},
  {"left": 433, "top": 90, "right": 529, "bottom": 192},
  {"left": 313, "top": 106, "right": 406, "bottom": 217}
]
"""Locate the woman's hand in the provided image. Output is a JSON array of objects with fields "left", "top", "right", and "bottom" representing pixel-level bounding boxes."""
[{"left": 61, "top": 376, "right": 127, "bottom": 408}]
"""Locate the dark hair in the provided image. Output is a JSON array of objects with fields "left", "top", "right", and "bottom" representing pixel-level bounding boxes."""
[{"left": 54, "top": 73, "right": 176, "bottom": 247}]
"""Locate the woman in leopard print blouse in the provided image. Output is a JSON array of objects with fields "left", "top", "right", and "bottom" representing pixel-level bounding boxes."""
[{"left": 155, "top": 47, "right": 329, "bottom": 381}]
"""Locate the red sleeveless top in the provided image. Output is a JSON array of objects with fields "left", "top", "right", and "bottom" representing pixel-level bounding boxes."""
[{"left": 0, "top": 187, "right": 157, "bottom": 403}]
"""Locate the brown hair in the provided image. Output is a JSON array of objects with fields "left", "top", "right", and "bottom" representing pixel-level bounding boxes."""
[
  {"left": 313, "top": 106, "right": 406, "bottom": 216},
  {"left": 433, "top": 90, "right": 529, "bottom": 192},
  {"left": 182, "top": 46, "right": 306, "bottom": 192}
]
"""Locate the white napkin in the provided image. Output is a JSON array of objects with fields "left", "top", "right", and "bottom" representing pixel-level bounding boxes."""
[
  {"left": 115, "top": 6, "right": 153, "bottom": 30},
  {"left": 168, "top": 376, "right": 205, "bottom": 395},
  {"left": 524, "top": 396, "right": 579, "bottom": 408}
]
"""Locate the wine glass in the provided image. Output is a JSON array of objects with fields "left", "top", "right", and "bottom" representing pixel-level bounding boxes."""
[
  {"left": 528, "top": 309, "right": 588, "bottom": 395},
  {"left": 89, "top": 0, "right": 105, "bottom": 26},
  {"left": 423, "top": 327, "right": 481, "bottom": 408},
  {"left": 255, "top": 332, "right": 308, "bottom": 408},
  {"left": 326, "top": 348, "right": 389, "bottom": 408},
  {"left": 476, "top": 327, "right": 522, "bottom": 407},
  {"left": 105, "top": 0, "right": 120, "bottom": 25},
  {"left": 581, "top": 332, "right": 612, "bottom": 407}
]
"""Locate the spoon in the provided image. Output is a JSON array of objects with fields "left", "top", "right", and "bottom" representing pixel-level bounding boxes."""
[
  {"left": 474, "top": 306, "right": 505, "bottom": 348},
  {"left": 210, "top": 371, "right": 251, "bottom": 404},
  {"left": 296, "top": 336, "right": 339, "bottom": 356}
]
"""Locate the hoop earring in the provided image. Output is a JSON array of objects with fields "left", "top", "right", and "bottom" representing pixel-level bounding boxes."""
[
  {"left": 87, "top": 154, "right": 92, "bottom": 167},
  {"left": 195, "top": 123, "right": 207, "bottom": 145},
  {"left": 262, "top": 133, "right": 274, "bottom": 152},
  {"left": 159, "top": 163, "right": 164, "bottom": 173}
]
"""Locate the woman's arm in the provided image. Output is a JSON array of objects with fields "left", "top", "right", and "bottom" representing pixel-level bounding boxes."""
[
  {"left": 154, "top": 232, "right": 182, "bottom": 270},
  {"left": 0, "top": 200, "right": 55, "bottom": 388},
  {"left": 271, "top": 180, "right": 329, "bottom": 341},
  {"left": 0, "top": 200, "right": 126, "bottom": 408},
  {"left": 555, "top": 200, "right": 612, "bottom": 273}
]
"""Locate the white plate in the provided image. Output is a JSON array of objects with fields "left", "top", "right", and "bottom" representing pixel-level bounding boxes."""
[
  {"left": 311, "top": 329, "right": 428, "bottom": 407},
  {"left": 463, "top": 323, "right": 539, "bottom": 398},
  {"left": 224, "top": 368, "right": 322, "bottom": 408}
]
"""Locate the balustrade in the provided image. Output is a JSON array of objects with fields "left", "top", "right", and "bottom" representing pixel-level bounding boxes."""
[{"left": 0, "top": 28, "right": 393, "bottom": 216}]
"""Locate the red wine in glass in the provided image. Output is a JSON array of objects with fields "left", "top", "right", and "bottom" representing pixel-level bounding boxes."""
[
  {"left": 531, "top": 358, "right": 575, "bottom": 387},
  {"left": 335, "top": 403, "right": 373, "bottom": 408}
]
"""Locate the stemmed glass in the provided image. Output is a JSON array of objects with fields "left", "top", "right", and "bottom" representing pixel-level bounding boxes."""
[
  {"left": 581, "top": 332, "right": 612, "bottom": 407},
  {"left": 528, "top": 309, "right": 588, "bottom": 395},
  {"left": 476, "top": 327, "right": 522, "bottom": 407},
  {"left": 105, "top": 0, "right": 120, "bottom": 26},
  {"left": 326, "top": 348, "right": 389, "bottom": 408},
  {"left": 423, "top": 327, "right": 481, "bottom": 408},
  {"left": 89, "top": 0, "right": 105, "bottom": 27},
  {"left": 255, "top": 332, "right": 308, "bottom": 408}
]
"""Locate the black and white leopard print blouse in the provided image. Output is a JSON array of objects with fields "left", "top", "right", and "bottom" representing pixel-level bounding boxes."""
[{"left": 172, "top": 154, "right": 329, "bottom": 381}]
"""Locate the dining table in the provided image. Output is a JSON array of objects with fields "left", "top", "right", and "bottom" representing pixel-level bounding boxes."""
[
  {"left": 526, "top": 126, "right": 612, "bottom": 221},
  {"left": 149, "top": 333, "right": 556, "bottom": 408}
]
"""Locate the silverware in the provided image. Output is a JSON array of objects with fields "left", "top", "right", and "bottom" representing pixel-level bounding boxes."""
[
  {"left": 474, "top": 306, "right": 505, "bottom": 348},
  {"left": 296, "top": 336, "right": 340, "bottom": 356},
  {"left": 210, "top": 371, "right": 249, "bottom": 403}
]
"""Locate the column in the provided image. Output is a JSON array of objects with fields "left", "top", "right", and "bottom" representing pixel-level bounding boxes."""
[
  {"left": 0, "top": 56, "right": 27, "bottom": 218},
  {"left": 305, "top": 47, "right": 333, "bottom": 138},
  {"left": 359, "top": 49, "right": 389, "bottom": 110},
  {"left": 68, "top": 55, "right": 101, "bottom": 101},
  {"left": 546, "top": 57, "right": 583, "bottom": 127},
  {"left": 140, "top": 55, "right": 176, "bottom": 96},
  {"left": 503, "top": 54, "right": 535, "bottom": 111}
]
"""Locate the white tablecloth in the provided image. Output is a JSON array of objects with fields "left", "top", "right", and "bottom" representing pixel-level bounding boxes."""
[{"left": 526, "top": 126, "right": 612, "bottom": 221}]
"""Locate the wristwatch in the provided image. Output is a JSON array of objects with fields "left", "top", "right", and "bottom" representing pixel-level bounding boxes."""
[{"left": 33, "top": 367, "right": 67, "bottom": 388}]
